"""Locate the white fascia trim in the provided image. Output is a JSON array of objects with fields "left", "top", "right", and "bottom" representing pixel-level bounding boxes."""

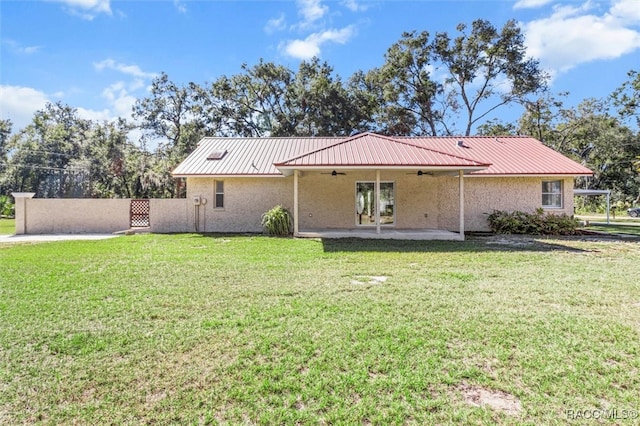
[
  {"left": 173, "top": 174, "right": 285, "bottom": 178},
  {"left": 466, "top": 174, "right": 592, "bottom": 178},
  {"left": 276, "top": 165, "right": 488, "bottom": 176}
]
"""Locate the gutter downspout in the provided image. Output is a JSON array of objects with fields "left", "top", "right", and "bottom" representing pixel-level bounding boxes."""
[
  {"left": 375, "top": 170, "right": 381, "bottom": 235},
  {"left": 459, "top": 171, "right": 465, "bottom": 241},
  {"left": 294, "top": 170, "right": 299, "bottom": 236}
]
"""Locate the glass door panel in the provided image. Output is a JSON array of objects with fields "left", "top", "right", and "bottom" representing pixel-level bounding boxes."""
[
  {"left": 355, "top": 181, "right": 394, "bottom": 226},
  {"left": 379, "top": 182, "right": 395, "bottom": 224},
  {"left": 356, "top": 182, "right": 375, "bottom": 225}
]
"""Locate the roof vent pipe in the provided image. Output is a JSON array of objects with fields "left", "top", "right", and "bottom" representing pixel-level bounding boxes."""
[{"left": 457, "top": 140, "right": 469, "bottom": 148}]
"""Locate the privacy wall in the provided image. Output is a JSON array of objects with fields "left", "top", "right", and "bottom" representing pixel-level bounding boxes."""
[{"left": 12, "top": 194, "right": 190, "bottom": 234}]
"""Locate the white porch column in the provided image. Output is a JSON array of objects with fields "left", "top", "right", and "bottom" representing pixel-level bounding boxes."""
[
  {"left": 459, "top": 170, "right": 465, "bottom": 241},
  {"left": 293, "top": 170, "right": 299, "bottom": 236},
  {"left": 375, "top": 170, "right": 381, "bottom": 235},
  {"left": 11, "top": 192, "right": 36, "bottom": 235}
]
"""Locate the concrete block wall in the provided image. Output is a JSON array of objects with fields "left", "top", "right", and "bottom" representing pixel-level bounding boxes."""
[{"left": 12, "top": 197, "right": 190, "bottom": 235}]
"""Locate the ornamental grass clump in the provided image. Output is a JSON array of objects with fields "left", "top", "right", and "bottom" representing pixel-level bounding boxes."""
[{"left": 261, "top": 205, "right": 293, "bottom": 237}]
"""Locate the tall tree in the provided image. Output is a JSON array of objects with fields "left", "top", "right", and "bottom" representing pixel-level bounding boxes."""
[
  {"left": 133, "top": 72, "right": 205, "bottom": 159},
  {"left": 0, "top": 119, "right": 12, "bottom": 195},
  {"left": 517, "top": 95, "right": 640, "bottom": 199},
  {"left": 200, "top": 60, "right": 295, "bottom": 137},
  {"left": 288, "top": 58, "right": 362, "bottom": 136},
  {"left": 199, "top": 58, "right": 365, "bottom": 137},
  {"left": 364, "top": 30, "right": 443, "bottom": 136},
  {"left": 432, "top": 19, "right": 548, "bottom": 135},
  {"left": 518, "top": 92, "right": 570, "bottom": 147},
  {"left": 133, "top": 73, "right": 208, "bottom": 197},
  {"left": 2, "top": 102, "right": 93, "bottom": 197},
  {"left": 612, "top": 69, "right": 640, "bottom": 127}
]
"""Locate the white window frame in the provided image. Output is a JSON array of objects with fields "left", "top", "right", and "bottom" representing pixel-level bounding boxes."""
[
  {"left": 542, "top": 180, "right": 563, "bottom": 209},
  {"left": 214, "top": 180, "right": 224, "bottom": 209}
]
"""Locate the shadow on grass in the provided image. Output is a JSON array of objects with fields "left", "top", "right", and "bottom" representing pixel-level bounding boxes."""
[
  {"left": 180, "top": 232, "right": 609, "bottom": 253},
  {"left": 320, "top": 236, "right": 592, "bottom": 253}
]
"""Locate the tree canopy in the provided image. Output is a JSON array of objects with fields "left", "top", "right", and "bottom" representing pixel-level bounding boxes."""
[{"left": 0, "top": 19, "right": 638, "bottom": 205}]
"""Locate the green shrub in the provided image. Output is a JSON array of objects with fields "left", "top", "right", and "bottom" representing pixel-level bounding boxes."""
[
  {"left": 487, "top": 209, "right": 579, "bottom": 235},
  {"left": 0, "top": 195, "right": 15, "bottom": 218},
  {"left": 261, "top": 205, "right": 293, "bottom": 237}
]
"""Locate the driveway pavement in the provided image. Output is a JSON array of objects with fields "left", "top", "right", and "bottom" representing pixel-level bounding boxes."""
[{"left": 0, "top": 234, "right": 119, "bottom": 244}]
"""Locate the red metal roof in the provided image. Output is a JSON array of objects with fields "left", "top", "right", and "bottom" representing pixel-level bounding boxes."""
[
  {"left": 172, "top": 137, "right": 340, "bottom": 176},
  {"left": 172, "top": 133, "right": 593, "bottom": 177},
  {"left": 404, "top": 136, "right": 593, "bottom": 176},
  {"left": 274, "top": 133, "right": 489, "bottom": 171}
]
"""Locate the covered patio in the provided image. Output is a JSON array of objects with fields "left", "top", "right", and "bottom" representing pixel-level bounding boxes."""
[{"left": 274, "top": 134, "right": 490, "bottom": 241}]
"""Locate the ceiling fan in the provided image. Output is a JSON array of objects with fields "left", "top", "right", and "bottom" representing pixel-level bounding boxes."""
[
  {"left": 406, "top": 170, "right": 433, "bottom": 176},
  {"left": 320, "top": 170, "right": 346, "bottom": 176}
]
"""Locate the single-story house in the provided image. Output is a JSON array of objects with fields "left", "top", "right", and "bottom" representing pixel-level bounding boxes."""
[{"left": 172, "top": 132, "right": 593, "bottom": 240}]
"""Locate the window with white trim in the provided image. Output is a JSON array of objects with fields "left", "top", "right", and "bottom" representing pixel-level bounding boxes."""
[
  {"left": 542, "top": 180, "right": 562, "bottom": 208},
  {"left": 214, "top": 180, "right": 224, "bottom": 208}
]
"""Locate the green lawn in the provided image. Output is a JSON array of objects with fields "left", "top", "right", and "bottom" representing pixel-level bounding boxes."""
[
  {"left": 1, "top": 234, "right": 639, "bottom": 424},
  {"left": 0, "top": 218, "right": 15, "bottom": 235},
  {"left": 586, "top": 223, "right": 640, "bottom": 237}
]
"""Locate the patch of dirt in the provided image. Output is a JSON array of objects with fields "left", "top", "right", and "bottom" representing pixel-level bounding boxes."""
[
  {"left": 457, "top": 383, "right": 522, "bottom": 416},
  {"left": 145, "top": 391, "right": 167, "bottom": 405},
  {"left": 484, "top": 236, "right": 536, "bottom": 247},
  {"left": 351, "top": 275, "right": 387, "bottom": 285}
]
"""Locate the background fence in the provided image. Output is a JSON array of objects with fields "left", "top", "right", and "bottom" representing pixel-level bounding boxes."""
[{"left": 12, "top": 195, "right": 190, "bottom": 234}]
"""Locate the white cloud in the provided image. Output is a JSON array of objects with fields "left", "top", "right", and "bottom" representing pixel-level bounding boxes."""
[
  {"left": 101, "top": 82, "right": 139, "bottom": 118},
  {"left": 296, "top": 0, "right": 328, "bottom": 29},
  {"left": 93, "top": 60, "right": 156, "bottom": 119},
  {"left": 514, "top": 0, "right": 554, "bottom": 9},
  {"left": 610, "top": 0, "right": 640, "bottom": 23},
  {"left": 174, "top": 0, "right": 187, "bottom": 14},
  {"left": 48, "top": 0, "right": 112, "bottom": 20},
  {"left": 76, "top": 107, "right": 112, "bottom": 122},
  {"left": 94, "top": 59, "right": 157, "bottom": 79},
  {"left": 522, "top": 1, "right": 640, "bottom": 75},
  {"left": 281, "top": 26, "right": 355, "bottom": 59},
  {"left": 265, "top": 13, "right": 287, "bottom": 34},
  {"left": 0, "top": 84, "right": 124, "bottom": 131},
  {"left": 342, "top": 0, "right": 370, "bottom": 12},
  {"left": 2, "top": 39, "right": 42, "bottom": 55},
  {"left": 0, "top": 85, "right": 50, "bottom": 131}
]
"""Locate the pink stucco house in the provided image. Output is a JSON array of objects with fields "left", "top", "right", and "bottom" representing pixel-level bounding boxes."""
[{"left": 172, "top": 132, "right": 593, "bottom": 240}]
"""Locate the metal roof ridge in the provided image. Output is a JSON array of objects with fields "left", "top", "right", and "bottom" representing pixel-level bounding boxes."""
[
  {"left": 274, "top": 132, "right": 491, "bottom": 167},
  {"left": 372, "top": 134, "right": 493, "bottom": 166},
  {"left": 273, "top": 132, "right": 374, "bottom": 165}
]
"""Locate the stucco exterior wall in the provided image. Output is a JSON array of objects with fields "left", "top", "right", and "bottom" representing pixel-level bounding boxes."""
[
  {"left": 24, "top": 199, "right": 131, "bottom": 234},
  {"left": 13, "top": 198, "right": 190, "bottom": 234},
  {"left": 150, "top": 199, "right": 190, "bottom": 233},
  {"left": 13, "top": 176, "right": 576, "bottom": 235},
  {"left": 186, "top": 174, "right": 576, "bottom": 233},
  {"left": 438, "top": 176, "right": 575, "bottom": 232},
  {"left": 186, "top": 177, "right": 293, "bottom": 233},
  {"left": 297, "top": 171, "right": 440, "bottom": 230}
]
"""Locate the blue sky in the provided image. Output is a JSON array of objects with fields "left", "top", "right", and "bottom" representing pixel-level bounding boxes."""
[{"left": 1, "top": 0, "right": 639, "bottom": 133}]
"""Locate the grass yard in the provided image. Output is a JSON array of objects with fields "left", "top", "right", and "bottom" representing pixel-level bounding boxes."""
[
  {"left": 1, "top": 234, "right": 639, "bottom": 424},
  {"left": 585, "top": 223, "right": 640, "bottom": 237},
  {"left": 0, "top": 218, "right": 15, "bottom": 235}
]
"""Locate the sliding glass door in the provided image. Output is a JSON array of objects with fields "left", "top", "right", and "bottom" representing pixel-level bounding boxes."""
[{"left": 355, "top": 182, "right": 395, "bottom": 226}]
